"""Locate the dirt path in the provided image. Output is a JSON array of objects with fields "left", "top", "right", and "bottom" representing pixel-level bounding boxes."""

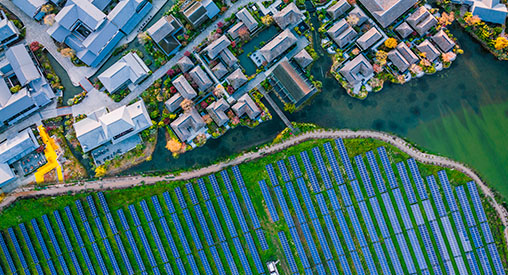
[{"left": 2, "top": 129, "right": 507, "bottom": 241}]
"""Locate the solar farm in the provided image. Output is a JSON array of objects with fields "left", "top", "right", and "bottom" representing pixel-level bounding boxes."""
[{"left": 0, "top": 138, "right": 506, "bottom": 274}]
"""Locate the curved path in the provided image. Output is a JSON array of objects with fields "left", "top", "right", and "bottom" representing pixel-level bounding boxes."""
[{"left": 2, "top": 129, "right": 507, "bottom": 240}]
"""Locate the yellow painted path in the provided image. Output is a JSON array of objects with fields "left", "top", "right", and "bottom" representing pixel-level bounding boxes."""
[{"left": 34, "top": 126, "right": 63, "bottom": 183}]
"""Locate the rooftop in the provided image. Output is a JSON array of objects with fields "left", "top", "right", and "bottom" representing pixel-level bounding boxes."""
[
  {"left": 98, "top": 52, "right": 150, "bottom": 93},
  {"left": 358, "top": 0, "right": 417, "bottom": 27},
  {"left": 259, "top": 29, "right": 298, "bottom": 63}
]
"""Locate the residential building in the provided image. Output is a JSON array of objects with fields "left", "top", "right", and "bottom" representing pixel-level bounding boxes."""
[
  {"left": 177, "top": 56, "right": 194, "bottom": 72},
  {"left": 395, "top": 22, "right": 414, "bottom": 38},
  {"left": 349, "top": 6, "right": 369, "bottom": 25},
  {"left": 0, "top": 129, "right": 39, "bottom": 186},
  {"left": 327, "top": 0, "right": 351, "bottom": 20},
  {"left": 181, "top": 0, "right": 220, "bottom": 28},
  {"left": 358, "top": 0, "right": 417, "bottom": 27},
  {"left": 212, "top": 62, "right": 228, "bottom": 79},
  {"left": 232, "top": 93, "right": 261, "bottom": 119},
  {"left": 173, "top": 75, "right": 197, "bottom": 99},
  {"left": 357, "top": 27, "right": 383, "bottom": 50},
  {"left": 189, "top": 66, "right": 213, "bottom": 91},
  {"left": 170, "top": 107, "right": 205, "bottom": 142},
  {"left": 219, "top": 48, "right": 238, "bottom": 67},
  {"left": 206, "top": 98, "right": 230, "bottom": 126},
  {"left": 165, "top": 93, "right": 183, "bottom": 112},
  {"left": 396, "top": 43, "right": 419, "bottom": 64},
  {"left": 204, "top": 35, "right": 231, "bottom": 59},
  {"left": 0, "top": 11, "right": 20, "bottom": 47},
  {"left": 406, "top": 6, "right": 437, "bottom": 35},
  {"left": 432, "top": 30, "right": 455, "bottom": 52},
  {"left": 470, "top": 0, "right": 507, "bottom": 24},
  {"left": 417, "top": 39, "right": 440, "bottom": 61},
  {"left": 388, "top": 49, "right": 410, "bottom": 72},
  {"left": 48, "top": 0, "right": 152, "bottom": 67},
  {"left": 12, "top": 0, "right": 47, "bottom": 20},
  {"left": 273, "top": 3, "right": 304, "bottom": 29},
  {"left": 98, "top": 52, "right": 150, "bottom": 93},
  {"left": 227, "top": 68, "right": 248, "bottom": 89},
  {"left": 293, "top": 49, "right": 313, "bottom": 68},
  {"left": 228, "top": 22, "right": 247, "bottom": 40},
  {"left": 146, "top": 15, "right": 183, "bottom": 56},
  {"left": 327, "top": 19, "right": 357, "bottom": 48},
  {"left": 259, "top": 29, "right": 297, "bottom": 63},
  {"left": 0, "top": 44, "right": 54, "bottom": 126},
  {"left": 73, "top": 100, "right": 152, "bottom": 153},
  {"left": 269, "top": 59, "right": 316, "bottom": 107},
  {"left": 339, "top": 54, "right": 374, "bottom": 87},
  {"left": 237, "top": 8, "right": 258, "bottom": 31}
]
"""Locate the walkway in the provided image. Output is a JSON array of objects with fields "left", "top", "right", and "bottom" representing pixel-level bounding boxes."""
[
  {"left": 257, "top": 85, "right": 297, "bottom": 133},
  {"left": 2, "top": 129, "right": 507, "bottom": 244}
]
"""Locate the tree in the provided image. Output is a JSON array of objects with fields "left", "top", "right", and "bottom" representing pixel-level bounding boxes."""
[
  {"left": 438, "top": 12, "right": 454, "bottom": 27},
  {"left": 375, "top": 50, "right": 388, "bottom": 66},
  {"left": 384, "top": 38, "right": 397, "bottom": 49},
  {"left": 43, "top": 14, "right": 56, "bottom": 26},
  {"left": 137, "top": 32, "right": 151, "bottom": 45},
  {"left": 180, "top": 99, "right": 193, "bottom": 112},
  {"left": 284, "top": 103, "right": 296, "bottom": 113},
  {"left": 60, "top": 48, "right": 75, "bottom": 58},
  {"left": 346, "top": 14, "right": 359, "bottom": 26},
  {"left": 30, "top": 41, "right": 42, "bottom": 52},
  {"left": 41, "top": 4, "right": 53, "bottom": 13},
  {"left": 464, "top": 14, "right": 481, "bottom": 26},
  {"left": 261, "top": 15, "right": 273, "bottom": 26},
  {"left": 494, "top": 36, "right": 508, "bottom": 50},
  {"left": 95, "top": 165, "right": 107, "bottom": 178},
  {"left": 238, "top": 26, "right": 250, "bottom": 41},
  {"left": 166, "top": 138, "right": 183, "bottom": 153}
]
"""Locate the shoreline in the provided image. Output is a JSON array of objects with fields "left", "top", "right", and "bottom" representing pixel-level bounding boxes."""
[{"left": 2, "top": 128, "right": 507, "bottom": 242}]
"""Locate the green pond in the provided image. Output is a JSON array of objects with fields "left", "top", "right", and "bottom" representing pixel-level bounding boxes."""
[{"left": 124, "top": 23, "right": 508, "bottom": 200}]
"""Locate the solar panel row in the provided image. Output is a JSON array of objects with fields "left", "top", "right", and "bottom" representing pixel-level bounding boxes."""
[
  {"left": 456, "top": 186, "right": 477, "bottom": 227},
  {"left": 277, "top": 159, "right": 292, "bottom": 182},
  {"left": 366, "top": 150, "right": 387, "bottom": 193},
  {"left": 488, "top": 243, "right": 506, "bottom": 275},
  {"left": 266, "top": 163, "right": 280, "bottom": 186},
  {"left": 311, "top": 147, "right": 334, "bottom": 190},
  {"left": 53, "top": 211, "right": 82, "bottom": 274},
  {"left": 64, "top": 207, "right": 94, "bottom": 274},
  {"left": 396, "top": 162, "right": 418, "bottom": 205},
  {"left": 31, "top": 219, "right": 58, "bottom": 275},
  {"left": 360, "top": 245, "right": 379, "bottom": 275},
  {"left": 42, "top": 215, "right": 70, "bottom": 275},
  {"left": 426, "top": 175, "right": 447, "bottom": 217},
  {"left": 0, "top": 232, "right": 16, "bottom": 274},
  {"left": 278, "top": 231, "right": 298, "bottom": 274},
  {"left": 141, "top": 200, "right": 172, "bottom": 273},
  {"left": 7, "top": 228, "right": 29, "bottom": 274},
  {"left": 407, "top": 228, "right": 428, "bottom": 271},
  {"left": 417, "top": 224, "right": 441, "bottom": 274},
  {"left": 438, "top": 171, "right": 459, "bottom": 212},
  {"left": 392, "top": 188, "right": 413, "bottom": 230},
  {"left": 296, "top": 178, "right": 318, "bottom": 220},
  {"left": 395, "top": 233, "right": 417, "bottom": 274},
  {"left": 118, "top": 209, "right": 145, "bottom": 273},
  {"left": 354, "top": 155, "right": 376, "bottom": 198},
  {"left": 288, "top": 155, "right": 303, "bottom": 179},
  {"left": 323, "top": 142, "right": 345, "bottom": 185},
  {"left": 326, "top": 189, "right": 356, "bottom": 251},
  {"left": 300, "top": 151, "right": 321, "bottom": 193},
  {"left": 467, "top": 181, "right": 488, "bottom": 224},
  {"left": 335, "top": 138, "right": 356, "bottom": 180},
  {"left": 128, "top": 205, "right": 159, "bottom": 273},
  {"left": 258, "top": 180, "right": 279, "bottom": 222},
  {"left": 407, "top": 159, "right": 428, "bottom": 200},
  {"left": 232, "top": 166, "right": 246, "bottom": 187}
]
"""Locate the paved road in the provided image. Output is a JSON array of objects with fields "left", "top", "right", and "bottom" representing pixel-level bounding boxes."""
[{"left": 2, "top": 129, "right": 507, "bottom": 244}]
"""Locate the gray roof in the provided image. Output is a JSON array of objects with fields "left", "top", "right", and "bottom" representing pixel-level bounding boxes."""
[
  {"left": 219, "top": 48, "right": 238, "bottom": 67},
  {"left": 406, "top": 6, "right": 437, "bottom": 35},
  {"left": 204, "top": 35, "right": 231, "bottom": 59},
  {"left": 74, "top": 101, "right": 152, "bottom": 152},
  {"left": 348, "top": 6, "right": 369, "bottom": 25},
  {"left": 0, "top": 12, "right": 19, "bottom": 45},
  {"left": 206, "top": 98, "right": 230, "bottom": 126},
  {"left": 396, "top": 43, "right": 419, "bottom": 64},
  {"left": 273, "top": 3, "right": 304, "bottom": 29},
  {"left": 357, "top": 27, "right": 382, "bottom": 50},
  {"left": 388, "top": 49, "right": 410, "bottom": 72},
  {"left": 417, "top": 39, "right": 440, "bottom": 61},
  {"left": 327, "top": 19, "right": 357, "bottom": 48},
  {"left": 170, "top": 108, "right": 205, "bottom": 142},
  {"left": 395, "top": 22, "right": 414, "bottom": 38},
  {"left": 227, "top": 22, "right": 246, "bottom": 40},
  {"left": 358, "top": 0, "right": 417, "bottom": 27},
  {"left": 327, "top": 0, "right": 351, "bottom": 20},
  {"left": 237, "top": 8, "right": 258, "bottom": 31},
  {"left": 226, "top": 68, "right": 248, "bottom": 89},
  {"left": 0, "top": 163, "right": 14, "bottom": 186},
  {"left": 182, "top": 0, "right": 218, "bottom": 27},
  {"left": 173, "top": 75, "right": 197, "bottom": 99},
  {"left": 147, "top": 15, "right": 180, "bottom": 43},
  {"left": 271, "top": 60, "right": 315, "bottom": 105},
  {"left": 339, "top": 54, "right": 374, "bottom": 85},
  {"left": 472, "top": 0, "right": 507, "bottom": 24},
  {"left": 431, "top": 30, "right": 455, "bottom": 52},
  {"left": 165, "top": 93, "right": 183, "bottom": 112},
  {"left": 98, "top": 52, "right": 150, "bottom": 93},
  {"left": 212, "top": 62, "right": 228, "bottom": 79},
  {"left": 5, "top": 44, "right": 40, "bottom": 86},
  {"left": 189, "top": 66, "right": 213, "bottom": 91},
  {"left": 293, "top": 49, "right": 313, "bottom": 68},
  {"left": 177, "top": 56, "right": 194, "bottom": 72},
  {"left": 0, "top": 129, "right": 39, "bottom": 165},
  {"left": 232, "top": 94, "right": 261, "bottom": 120},
  {"left": 12, "top": 0, "right": 47, "bottom": 18},
  {"left": 259, "top": 29, "right": 298, "bottom": 63}
]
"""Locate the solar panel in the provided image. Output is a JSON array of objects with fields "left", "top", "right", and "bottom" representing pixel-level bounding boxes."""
[
  {"left": 438, "top": 171, "right": 459, "bottom": 212},
  {"left": 102, "top": 237, "right": 122, "bottom": 275},
  {"left": 239, "top": 187, "right": 262, "bottom": 230},
  {"left": 407, "top": 228, "right": 427, "bottom": 271},
  {"left": 377, "top": 147, "right": 398, "bottom": 189},
  {"left": 221, "top": 170, "right": 234, "bottom": 193},
  {"left": 289, "top": 227, "right": 311, "bottom": 269},
  {"left": 456, "top": 185, "right": 477, "bottom": 227},
  {"left": 163, "top": 191, "right": 176, "bottom": 214},
  {"left": 31, "top": 219, "right": 58, "bottom": 274},
  {"left": 266, "top": 163, "right": 280, "bottom": 186},
  {"left": 350, "top": 250, "right": 366, "bottom": 275},
  {"left": 227, "top": 187, "right": 250, "bottom": 234},
  {"left": 75, "top": 200, "right": 87, "bottom": 222},
  {"left": 366, "top": 150, "right": 387, "bottom": 193},
  {"left": 430, "top": 220, "right": 452, "bottom": 263},
  {"left": 274, "top": 185, "right": 295, "bottom": 228},
  {"left": 193, "top": 205, "right": 215, "bottom": 245},
  {"left": 369, "top": 197, "right": 390, "bottom": 239},
  {"left": 407, "top": 159, "right": 428, "bottom": 200},
  {"left": 7, "top": 227, "right": 29, "bottom": 273},
  {"left": 373, "top": 242, "right": 391, "bottom": 275},
  {"left": 395, "top": 233, "right": 417, "bottom": 274},
  {"left": 278, "top": 231, "right": 298, "bottom": 273},
  {"left": 113, "top": 234, "right": 133, "bottom": 275},
  {"left": 418, "top": 224, "right": 440, "bottom": 272},
  {"left": 286, "top": 181, "right": 307, "bottom": 224},
  {"left": 422, "top": 199, "right": 436, "bottom": 222},
  {"left": 411, "top": 204, "right": 425, "bottom": 226},
  {"left": 185, "top": 183, "right": 199, "bottom": 205},
  {"left": 467, "top": 181, "right": 488, "bottom": 223},
  {"left": 128, "top": 205, "right": 142, "bottom": 227},
  {"left": 441, "top": 216, "right": 461, "bottom": 257},
  {"left": 361, "top": 245, "right": 378, "bottom": 275},
  {"left": 480, "top": 222, "right": 494, "bottom": 244},
  {"left": 323, "top": 142, "right": 345, "bottom": 185},
  {"left": 19, "top": 223, "right": 40, "bottom": 266},
  {"left": 232, "top": 165, "right": 246, "bottom": 188},
  {"left": 426, "top": 175, "right": 447, "bottom": 217},
  {"left": 300, "top": 150, "right": 321, "bottom": 193},
  {"left": 322, "top": 213, "right": 346, "bottom": 257},
  {"left": 209, "top": 245, "right": 226, "bottom": 275},
  {"left": 350, "top": 179, "right": 365, "bottom": 202},
  {"left": 157, "top": 215, "right": 182, "bottom": 261},
  {"left": 358, "top": 201, "right": 379, "bottom": 244},
  {"left": 182, "top": 209, "right": 204, "bottom": 251},
  {"left": 209, "top": 174, "right": 222, "bottom": 196},
  {"left": 232, "top": 237, "right": 253, "bottom": 275},
  {"left": 338, "top": 184, "right": 353, "bottom": 207},
  {"left": 311, "top": 218, "right": 333, "bottom": 261},
  {"left": 220, "top": 241, "right": 239, "bottom": 275},
  {"left": 311, "top": 147, "right": 334, "bottom": 190},
  {"left": 466, "top": 251, "right": 481, "bottom": 275},
  {"left": 476, "top": 247, "right": 492, "bottom": 275},
  {"left": 327, "top": 259, "right": 340, "bottom": 275},
  {"left": 451, "top": 211, "right": 472, "bottom": 252},
  {"left": 354, "top": 155, "right": 376, "bottom": 198},
  {"left": 174, "top": 187, "right": 188, "bottom": 209},
  {"left": 488, "top": 243, "right": 506, "bottom": 275},
  {"left": 79, "top": 214, "right": 106, "bottom": 275},
  {"left": 338, "top": 254, "right": 353, "bottom": 275},
  {"left": 392, "top": 188, "right": 413, "bottom": 230},
  {"left": 469, "top": 226, "right": 483, "bottom": 249},
  {"left": 328, "top": 198, "right": 356, "bottom": 251},
  {"left": 346, "top": 206, "right": 368, "bottom": 248},
  {"left": 255, "top": 228, "right": 269, "bottom": 251},
  {"left": 258, "top": 180, "right": 279, "bottom": 222},
  {"left": 166, "top": 208, "right": 193, "bottom": 257},
  {"left": 42, "top": 215, "right": 70, "bottom": 274},
  {"left": 334, "top": 138, "right": 356, "bottom": 180},
  {"left": 86, "top": 196, "right": 99, "bottom": 218},
  {"left": 216, "top": 194, "right": 239, "bottom": 238},
  {"left": 245, "top": 232, "right": 265, "bottom": 274},
  {"left": 53, "top": 211, "right": 83, "bottom": 274},
  {"left": 396, "top": 162, "right": 418, "bottom": 204},
  {"left": 204, "top": 199, "right": 227, "bottom": 242},
  {"left": 129, "top": 206, "right": 158, "bottom": 271},
  {"left": 94, "top": 216, "right": 108, "bottom": 239},
  {"left": 455, "top": 256, "right": 468, "bottom": 275},
  {"left": 296, "top": 178, "right": 318, "bottom": 220},
  {"left": 197, "top": 178, "right": 210, "bottom": 201},
  {"left": 105, "top": 212, "right": 118, "bottom": 235},
  {"left": 288, "top": 155, "right": 303, "bottom": 178},
  {"left": 144, "top": 209, "right": 170, "bottom": 267},
  {"left": 277, "top": 159, "right": 292, "bottom": 182}
]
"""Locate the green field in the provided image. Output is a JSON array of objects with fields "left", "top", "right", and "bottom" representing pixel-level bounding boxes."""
[{"left": 0, "top": 138, "right": 506, "bottom": 274}]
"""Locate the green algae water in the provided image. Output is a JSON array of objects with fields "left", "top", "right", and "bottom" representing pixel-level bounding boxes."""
[{"left": 128, "top": 24, "right": 508, "bottom": 200}]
